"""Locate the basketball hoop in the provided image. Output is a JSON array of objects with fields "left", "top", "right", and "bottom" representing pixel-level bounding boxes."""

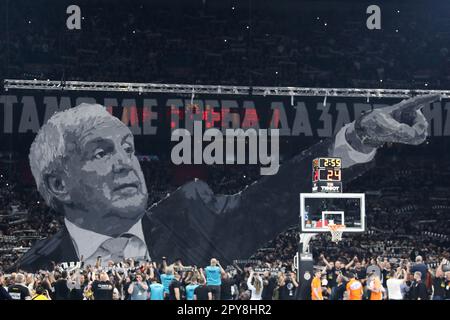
[{"left": 327, "top": 224, "right": 346, "bottom": 243}]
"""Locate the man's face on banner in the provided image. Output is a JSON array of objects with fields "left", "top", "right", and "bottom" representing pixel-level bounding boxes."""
[{"left": 63, "top": 116, "right": 148, "bottom": 232}]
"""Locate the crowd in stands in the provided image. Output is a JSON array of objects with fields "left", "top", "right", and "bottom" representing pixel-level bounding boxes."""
[
  {"left": 1, "top": 0, "right": 450, "bottom": 89},
  {"left": 1, "top": 254, "right": 449, "bottom": 300}
]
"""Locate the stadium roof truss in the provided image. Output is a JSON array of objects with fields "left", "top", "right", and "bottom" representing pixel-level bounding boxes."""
[{"left": 3, "top": 79, "right": 450, "bottom": 99}]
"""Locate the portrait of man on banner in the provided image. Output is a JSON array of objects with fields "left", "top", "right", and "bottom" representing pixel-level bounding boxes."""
[{"left": 15, "top": 95, "right": 437, "bottom": 272}]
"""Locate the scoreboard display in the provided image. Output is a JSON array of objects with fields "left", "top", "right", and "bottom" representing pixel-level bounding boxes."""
[
  {"left": 314, "top": 168, "right": 341, "bottom": 181},
  {"left": 312, "top": 157, "right": 342, "bottom": 193},
  {"left": 318, "top": 158, "right": 341, "bottom": 168}
]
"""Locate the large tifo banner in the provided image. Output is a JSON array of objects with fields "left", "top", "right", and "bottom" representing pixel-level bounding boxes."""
[{"left": 1, "top": 90, "right": 447, "bottom": 271}]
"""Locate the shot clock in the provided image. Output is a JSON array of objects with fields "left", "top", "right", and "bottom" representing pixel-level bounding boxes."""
[{"left": 312, "top": 157, "right": 342, "bottom": 193}]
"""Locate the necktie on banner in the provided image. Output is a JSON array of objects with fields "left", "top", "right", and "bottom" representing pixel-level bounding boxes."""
[{"left": 89, "top": 234, "right": 148, "bottom": 263}]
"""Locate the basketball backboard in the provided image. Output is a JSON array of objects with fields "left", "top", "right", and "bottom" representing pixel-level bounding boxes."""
[{"left": 300, "top": 193, "right": 365, "bottom": 233}]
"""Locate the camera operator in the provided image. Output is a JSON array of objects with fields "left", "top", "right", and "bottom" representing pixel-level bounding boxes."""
[{"left": 128, "top": 272, "right": 148, "bottom": 300}]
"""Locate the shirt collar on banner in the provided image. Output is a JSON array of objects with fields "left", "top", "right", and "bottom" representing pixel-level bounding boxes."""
[{"left": 64, "top": 218, "right": 147, "bottom": 262}]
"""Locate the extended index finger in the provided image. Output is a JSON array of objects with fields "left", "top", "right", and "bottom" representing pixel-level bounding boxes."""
[{"left": 386, "top": 94, "right": 441, "bottom": 114}]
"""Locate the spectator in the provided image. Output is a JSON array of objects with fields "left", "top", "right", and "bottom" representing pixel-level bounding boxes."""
[
  {"left": 431, "top": 260, "right": 446, "bottom": 300},
  {"left": 445, "top": 271, "right": 450, "bottom": 300},
  {"left": 410, "top": 271, "right": 429, "bottom": 300},
  {"left": 41, "top": 272, "right": 55, "bottom": 300},
  {"left": 194, "top": 276, "right": 212, "bottom": 301},
  {"left": 333, "top": 274, "right": 347, "bottom": 300},
  {"left": 67, "top": 272, "right": 86, "bottom": 300},
  {"left": 410, "top": 256, "right": 428, "bottom": 282},
  {"left": 53, "top": 270, "right": 70, "bottom": 300},
  {"left": 168, "top": 271, "right": 182, "bottom": 301},
  {"left": 128, "top": 273, "right": 149, "bottom": 300},
  {"left": 91, "top": 272, "right": 114, "bottom": 300},
  {"left": 0, "top": 273, "right": 12, "bottom": 300},
  {"left": 219, "top": 272, "right": 235, "bottom": 300},
  {"left": 261, "top": 271, "right": 277, "bottom": 300},
  {"left": 112, "top": 287, "right": 121, "bottom": 300},
  {"left": 367, "top": 274, "right": 385, "bottom": 300},
  {"left": 185, "top": 276, "right": 199, "bottom": 301},
  {"left": 311, "top": 270, "right": 323, "bottom": 300},
  {"left": 160, "top": 266, "right": 174, "bottom": 299},
  {"left": 321, "top": 255, "right": 351, "bottom": 300},
  {"left": 247, "top": 270, "right": 263, "bottom": 300},
  {"left": 386, "top": 268, "right": 407, "bottom": 300},
  {"left": 345, "top": 272, "right": 363, "bottom": 300},
  {"left": 277, "top": 272, "right": 298, "bottom": 300},
  {"left": 149, "top": 277, "right": 164, "bottom": 301},
  {"left": 347, "top": 257, "right": 367, "bottom": 284},
  {"left": 31, "top": 286, "right": 51, "bottom": 300},
  {"left": 122, "top": 275, "right": 132, "bottom": 300},
  {"left": 8, "top": 273, "right": 31, "bottom": 300},
  {"left": 204, "top": 258, "right": 225, "bottom": 300},
  {"left": 380, "top": 260, "right": 392, "bottom": 289}
]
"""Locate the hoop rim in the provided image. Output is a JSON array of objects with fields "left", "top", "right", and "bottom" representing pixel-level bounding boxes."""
[
  {"left": 327, "top": 224, "right": 346, "bottom": 230},
  {"left": 327, "top": 224, "right": 346, "bottom": 243}
]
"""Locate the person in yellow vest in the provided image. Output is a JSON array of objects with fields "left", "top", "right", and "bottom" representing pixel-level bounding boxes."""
[
  {"left": 31, "top": 286, "right": 52, "bottom": 300},
  {"left": 346, "top": 272, "right": 363, "bottom": 300},
  {"left": 367, "top": 274, "right": 385, "bottom": 300},
  {"left": 311, "top": 271, "right": 324, "bottom": 300}
]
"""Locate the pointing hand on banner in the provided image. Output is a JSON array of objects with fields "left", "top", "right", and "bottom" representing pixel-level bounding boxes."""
[{"left": 348, "top": 94, "right": 441, "bottom": 151}]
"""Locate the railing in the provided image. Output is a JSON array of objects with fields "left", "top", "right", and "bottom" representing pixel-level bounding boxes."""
[{"left": 4, "top": 79, "right": 450, "bottom": 99}]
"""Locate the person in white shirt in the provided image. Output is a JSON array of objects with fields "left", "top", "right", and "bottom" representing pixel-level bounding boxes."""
[
  {"left": 386, "top": 268, "right": 407, "bottom": 300},
  {"left": 247, "top": 270, "right": 263, "bottom": 300}
]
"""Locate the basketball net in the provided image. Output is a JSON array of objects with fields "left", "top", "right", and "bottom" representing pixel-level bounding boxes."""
[{"left": 327, "top": 224, "right": 345, "bottom": 243}]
